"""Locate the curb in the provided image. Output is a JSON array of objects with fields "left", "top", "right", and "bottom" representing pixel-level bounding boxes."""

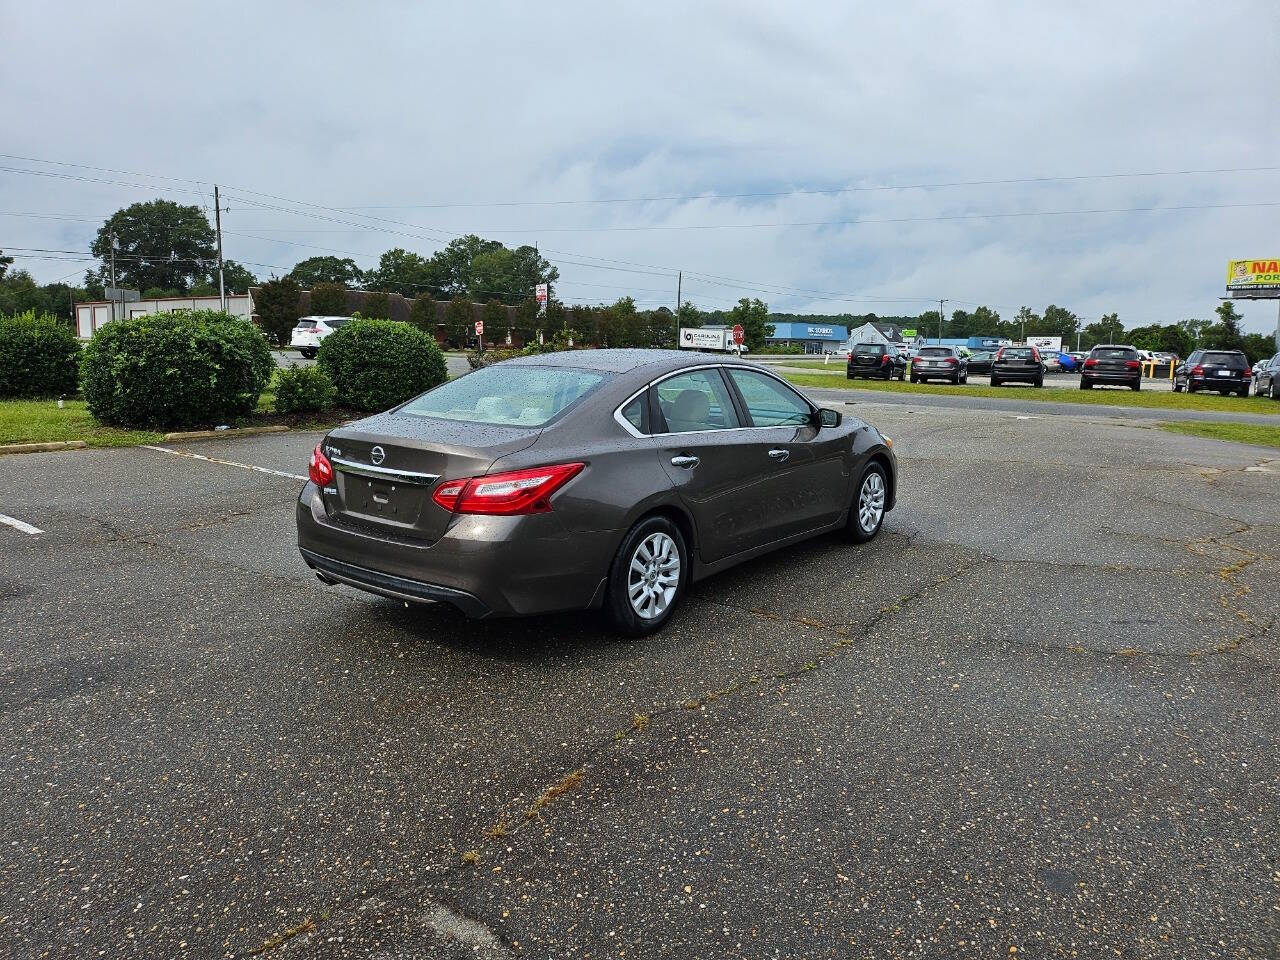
[
  {"left": 0, "top": 440, "right": 89, "bottom": 456},
  {"left": 162, "top": 425, "right": 292, "bottom": 442}
]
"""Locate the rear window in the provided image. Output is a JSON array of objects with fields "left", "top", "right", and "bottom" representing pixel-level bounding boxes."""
[
  {"left": 1092, "top": 347, "right": 1137, "bottom": 360},
  {"left": 918, "top": 347, "right": 952, "bottom": 357},
  {"left": 1202, "top": 351, "right": 1246, "bottom": 369},
  {"left": 853, "top": 344, "right": 885, "bottom": 354},
  {"left": 399, "top": 365, "right": 606, "bottom": 427},
  {"left": 1001, "top": 347, "right": 1035, "bottom": 359}
]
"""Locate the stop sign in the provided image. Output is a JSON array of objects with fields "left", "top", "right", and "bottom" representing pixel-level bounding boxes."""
[
  {"left": 732, "top": 324, "right": 744, "bottom": 345},
  {"left": 475, "top": 320, "right": 484, "bottom": 336}
]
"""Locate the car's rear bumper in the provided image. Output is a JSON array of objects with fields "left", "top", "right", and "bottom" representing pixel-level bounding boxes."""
[
  {"left": 296, "top": 482, "right": 613, "bottom": 617},
  {"left": 846, "top": 366, "right": 891, "bottom": 378},
  {"left": 1189, "top": 375, "right": 1248, "bottom": 390},
  {"left": 1082, "top": 371, "right": 1140, "bottom": 385},
  {"left": 991, "top": 366, "right": 1039, "bottom": 381}
]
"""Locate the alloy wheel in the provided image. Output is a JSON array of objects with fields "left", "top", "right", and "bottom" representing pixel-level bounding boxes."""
[
  {"left": 858, "top": 471, "right": 886, "bottom": 533},
  {"left": 627, "top": 532, "right": 680, "bottom": 620}
]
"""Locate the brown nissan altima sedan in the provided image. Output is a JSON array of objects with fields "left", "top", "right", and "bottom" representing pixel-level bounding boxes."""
[{"left": 297, "top": 349, "right": 897, "bottom": 635}]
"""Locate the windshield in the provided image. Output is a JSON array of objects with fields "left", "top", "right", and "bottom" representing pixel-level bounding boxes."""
[
  {"left": 1202, "top": 351, "right": 1246, "bottom": 368},
  {"left": 399, "top": 365, "right": 607, "bottom": 427}
]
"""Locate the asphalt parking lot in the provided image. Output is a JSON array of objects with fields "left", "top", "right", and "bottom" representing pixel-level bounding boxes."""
[{"left": 1, "top": 401, "right": 1278, "bottom": 958}]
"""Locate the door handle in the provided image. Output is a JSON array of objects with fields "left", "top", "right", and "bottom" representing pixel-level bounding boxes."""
[
  {"left": 767, "top": 448, "right": 790, "bottom": 462},
  {"left": 670, "top": 455, "right": 700, "bottom": 469}
]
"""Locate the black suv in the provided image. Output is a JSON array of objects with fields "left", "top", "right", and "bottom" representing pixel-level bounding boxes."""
[
  {"left": 1173, "top": 349, "right": 1252, "bottom": 396},
  {"left": 847, "top": 343, "right": 907, "bottom": 381},
  {"left": 910, "top": 346, "right": 968, "bottom": 384},
  {"left": 1080, "top": 344, "right": 1141, "bottom": 391},
  {"left": 990, "top": 345, "right": 1044, "bottom": 387}
]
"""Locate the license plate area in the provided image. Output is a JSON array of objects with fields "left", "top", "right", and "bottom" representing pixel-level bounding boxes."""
[
  {"left": 338, "top": 474, "right": 427, "bottom": 526},
  {"left": 1215, "top": 370, "right": 1231, "bottom": 377}
]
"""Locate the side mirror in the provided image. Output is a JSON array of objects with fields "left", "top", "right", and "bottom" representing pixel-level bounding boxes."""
[{"left": 816, "top": 408, "right": 841, "bottom": 428}]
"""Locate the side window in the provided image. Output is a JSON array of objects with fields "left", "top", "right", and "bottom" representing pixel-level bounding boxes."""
[
  {"left": 655, "top": 369, "right": 740, "bottom": 433},
  {"left": 620, "top": 395, "right": 647, "bottom": 434},
  {"left": 726, "top": 369, "right": 812, "bottom": 427}
]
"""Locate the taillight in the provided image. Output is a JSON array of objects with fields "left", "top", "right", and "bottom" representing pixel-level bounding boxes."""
[
  {"left": 309, "top": 444, "right": 333, "bottom": 486},
  {"left": 1084, "top": 357, "right": 1098, "bottom": 368},
  {"left": 1192, "top": 365, "right": 1204, "bottom": 376},
  {"left": 432, "top": 462, "right": 585, "bottom": 516},
  {"left": 945, "top": 356, "right": 958, "bottom": 365},
  {"left": 1124, "top": 360, "right": 1140, "bottom": 370},
  {"left": 880, "top": 354, "right": 890, "bottom": 366},
  {"left": 1243, "top": 369, "right": 1252, "bottom": 379},
  {"left": 846, "top": 352, "right": 852, "bottom": 361},
  {"left": 994, "top": 349, "right": 1004, "bottom": 360}
]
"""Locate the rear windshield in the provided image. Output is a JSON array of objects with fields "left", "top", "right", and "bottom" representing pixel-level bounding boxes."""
[
  {"left": 853, "top": 344, "right": 886, "bottom": 354},
  {"left": 1001, "top": 347, "right": 1035, "bottom": 359},
  {"left": 1202, "top": 351, "right": 1246, "bottom": 368},
  {"left": 399, "top": 365, "right": 606, "bottom": 427},
  {"left": 1092, "top": 347, "right": 1137, "bottom": 360},
  {"left": 918, "top": 347, "right": 952, "bottom": 357}
]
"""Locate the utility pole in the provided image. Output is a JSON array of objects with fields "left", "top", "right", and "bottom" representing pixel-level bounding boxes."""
[
  {"left": 675, "top": 271, "right": 682, "bottom": 347},
  {"left": 937, "top": 299, "right": 945, "bottom": 343},
  {"left": 109, "top": 230, "right": 117, "bottom": 324},
  {"left": 213, "top": 185, "right": 226, "bottom": 312}
]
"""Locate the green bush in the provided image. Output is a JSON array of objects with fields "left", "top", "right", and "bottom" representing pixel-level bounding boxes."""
[
  {"left": 0, "top": 310, "right": 81, "bottom": 398},
  {"left": 468, "top": 347, "right": 520, "bottom": 369},
  {"left": 317, "top": 317, "right": 447, "bottom": 411},
  {"left": 80, "top": 310, "right": 274, "bottom": 427},
  {"left": 273, "top": 365, "right": 337, "bottom": 414}
]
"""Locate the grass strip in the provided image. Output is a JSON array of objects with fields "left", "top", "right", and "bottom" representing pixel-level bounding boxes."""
[{"left": 1159, "top": 420, "right": 1280, "bottom": 449}]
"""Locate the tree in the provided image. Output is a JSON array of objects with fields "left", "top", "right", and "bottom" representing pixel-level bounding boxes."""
[
  {"left": 647, "top": 307, "right": 676, "bottom": 349},
  {"left": 219, "top": 260, "right": 258, "bottom": 295},
  {"left": 1177, "top": 318, "right": 1213, "bottom": 349},
  {"left": 363, "top": 291, "right": 391, "bottom": 320},
  {"left": 409, "top": 296, "right": 437, "bottom": 333},
  {"left": 254, "top": 276, "right": 301, "bottom": 346},
  {"left": 310, "top": 282, "right": 348, "bottom": 316},
  {"left": 511, "top": 297, "right": 541, "bottom": 345},
  {"left": 1242, "top": 332, "right": 1274, "bottom": 365},
  {"left": 287, "top": 256, "right": 364, "bottom": 289},
  {"left": 728, "top": 297, "right": 772, "bottom": 351},
  {"left": 364, "top": 248, "right": 437, "bottom": 298},
  {"left": 430, "top": 235, "right": 505, "bottom": 296},
  {"left": 0, "top": 249, "right": 12, "bottom": 279},
  {"left": 1037, "top": 304, "right": 1079, "bottom": 342},
  {"left": 1013, "top": 306, "right": 1040, "bottom": 341},
  {"left": 444, "top": 296, "right": 475, "bottom": 345},
  {"left": 89, "top": 200, "right": 215, "bottom": 293},
  {"left": 1205, "top": 300, "right": 1245, "bottom": 351},
  {"left": 676, "top": 301, "right": 703, "bottom": 329},
  {"left": 0, "top": 270, "right": 45, "bottom": 317},
  {"left": 483, "top": 299, "right": 509, "bottom": 342},
  {"left": 1158, "top": 325, "right": 1193, "bottom": 359},
  {"left": 968, "top": 305, "right": 1001, "bottom": 337}
]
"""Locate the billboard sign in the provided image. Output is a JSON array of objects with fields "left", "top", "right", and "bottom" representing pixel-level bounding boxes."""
[
  {"left": 535, "top": 282, "right": 549, "bottom": 315},
  {"left": 1027, "top": 335, "right": 1062, "bottom": 353},
  {"left": 901, "top": 328, "right": 917, "bottom": 339},
  {"left": 680, "top": 327, "right": 726, "bottom": 350},
  {"left": 1226, "top": 259, "right": 1280, "bottom": 296},
  {"left": 804, "top": 325, "right": 835, "bottom": 338}
]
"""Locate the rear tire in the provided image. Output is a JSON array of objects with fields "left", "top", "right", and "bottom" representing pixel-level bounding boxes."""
[
  {"left": 991, "top": 377, "right": 1001, "bottom": 387},
  {"left": 960, "top": 373, "right": 968, "bottom": 385},
  {"left": 1132, "top": 381, "right": 1141, "bottom": 392},
  {"left": 1237, "top": 386, "right": 1249, "bottom": 397},
  {"left": 898, "top": 368, "right": 906, "bottom": 381},
  {"left": 300, "top": 348, "right": 317, "bottom": 360},
  {"left": 604, "top": 516, "right": 687, "bottom": 637},
  {"left": 1187, "top": 382, "right": 1197, "bottom": 394},
  {"left": 1271, "top": 380, "right": 1279, "bottom": 400},
  {"left": 1034, "top": 377, "right": 1043, "bottom": 388},
  {"left": 1173, "top": 380, "right": 1183, "bottom": 393},
  {"left": 1080, "top": 378, "right": 1092, "bottom": 390},
  {"left": 847, "top": 462, "right": 888, "bottom": 544},
  {"left": 910, "top": 375, "right": 919, "bottom": 384}
]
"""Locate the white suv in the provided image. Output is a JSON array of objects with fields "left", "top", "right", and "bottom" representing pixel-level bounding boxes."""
[{"left": 290, "top": 316, "right": 349, "bottom": 359}]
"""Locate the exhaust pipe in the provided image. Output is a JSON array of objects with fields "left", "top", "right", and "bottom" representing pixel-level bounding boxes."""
[{"left": 315, "top": 571, "right": 338, "bottom": 587}]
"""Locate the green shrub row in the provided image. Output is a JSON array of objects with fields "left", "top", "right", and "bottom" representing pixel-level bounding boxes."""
[
  {"left": 0, "top": 310, "right": 81, "bottom": 398},
  {"left": 316, "top": 316, "right": 447, "bottom": 412},
  {"left": 273, "top": 365, "right": 336, "bottom": 414}
]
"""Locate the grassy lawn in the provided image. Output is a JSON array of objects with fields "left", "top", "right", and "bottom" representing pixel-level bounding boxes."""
[
  {"left": 781, "top": 372, "right": 1280, "bottom": 416},
  {"left": 0, "top": 399, "right": 163, "bottom": 448},
  {"left": 1160, "top": 420, "right": 1280, "bottom": 449}
]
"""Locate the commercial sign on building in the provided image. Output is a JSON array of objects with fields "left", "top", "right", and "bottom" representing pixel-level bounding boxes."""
[
  {"left": 1027, "top": 336, "right": 1062, "bottom": 353},
  {"left": 1226, "top": 259, "right": 1280, "bottom": 295},
  {"left": 805, "top": 325, "right": 835, "bottom": 338},
  {"left": 901, "top": 328, "right": 916, "bottom": 339}
]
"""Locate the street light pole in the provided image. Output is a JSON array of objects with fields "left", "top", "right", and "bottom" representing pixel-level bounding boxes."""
[
  {"left": 938, "top": 299, "right": 945, "bottom": 343},
  {"left": 214, "top": 184, "right": 226, "bottom": 312}
]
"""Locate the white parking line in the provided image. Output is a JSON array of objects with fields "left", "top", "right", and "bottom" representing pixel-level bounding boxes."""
[
  {"left": 142, "top": 445, "right": 307, "bottom": 482},
  {"left": 0, "top": 513, "right": 43, "bottom": 535}
]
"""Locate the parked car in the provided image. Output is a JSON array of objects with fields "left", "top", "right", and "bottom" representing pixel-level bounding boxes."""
[
  {"left": 1081, "top": 344, "right": 1142, "bottom": 391},
  {"left": 990, "top": 345, "right": 1044, "bottom": 387},
  {"left": 847, "top": 343, "right": 907, "bottom": 381},
  {"left": 1057, "top": 351, "right": 1079, "bottom": 372},
  {"left": 290, "top": 315, "right": 350, "bottom": 359},
  {"left": 966, "top": 350, "right": 996, "bottom": 375},
  {"left": 1255, "top": 353, "right": 1280, "bottom": 398},
  {"left": 910, "top": 346, "right": 968, "bottom": 384},
  {"left": 1172, "top": 349, "right": 1252, "bottom": 396},
  {"left": 297, "top": 350, "right": 897, "bottom": 636},
  {"left": 1068, "top": 351, "right": 1089, "bottom": 367}
]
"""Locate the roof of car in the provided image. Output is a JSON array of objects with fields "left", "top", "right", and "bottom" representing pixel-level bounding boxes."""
[{"left": 1091, "top": 344, "right": 1137, "bottom": 350}]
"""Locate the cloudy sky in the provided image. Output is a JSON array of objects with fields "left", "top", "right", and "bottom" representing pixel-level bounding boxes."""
[{"left": 3, "top": 1, "right": 1278, "bottom": 332}]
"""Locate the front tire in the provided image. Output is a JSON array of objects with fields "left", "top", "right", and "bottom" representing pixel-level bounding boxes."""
[
  {"left": 847, "top": 463, "right": 888, "bottom": 544},
  {"left": 604, "top": 516, "right": 687, "bottom": 637}
]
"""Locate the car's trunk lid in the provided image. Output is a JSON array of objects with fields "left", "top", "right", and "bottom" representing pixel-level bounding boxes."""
[{"left": 320, "top": 413, "right": 540, "bottom": 542}]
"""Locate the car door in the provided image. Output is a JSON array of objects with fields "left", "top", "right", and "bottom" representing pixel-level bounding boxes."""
[
  {"left": 723, "top": 367, "right": 850, "bottom": 541},
  {"left": 1176, "top": 351, "right": 1201, "bottom": 388},
  {"left": 649, "top": 367, "right": 778, "bottom": 563}
]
